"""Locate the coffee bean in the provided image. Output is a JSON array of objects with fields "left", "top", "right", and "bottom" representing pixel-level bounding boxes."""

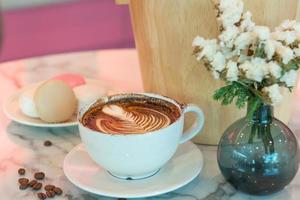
[
  {"left": 18, "top": 178, "right": 29, "bottom": 184},
  {"left": 37, "top": 192, "right": 47, "bottom": 200},
  {"left": 46, "top": 190, "right": 55, "bottom": 198},
  {"left": 18, "top": 168, "right": 26, "bottom": 175},
  {"left": 44, "top": 184, "right": 55, "bottom": 191},
  {"left": 19, "top": 182, "right": 29, "bottom": 190},
  {"left": 34, "top": 172, "right": 45, "bottom": 180},
  {"left": 53, "top": 187, "right": 63, "bottom": 195},
  {"left": 44, "top": 140, "right": 52, "bottom": 147},
  {"left": 29, "top": 180, "right": 38, "bottom": 187},
  {"left": 32, "top": 182, "right": 42, "bottom": 190}
]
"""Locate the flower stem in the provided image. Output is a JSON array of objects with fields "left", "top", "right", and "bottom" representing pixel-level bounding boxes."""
[
  {"left": 248, "top": 122, "right": 256, "bottom": 144},
  {"left": 247, "top": 102, "right": 275, "bottom": 154}
]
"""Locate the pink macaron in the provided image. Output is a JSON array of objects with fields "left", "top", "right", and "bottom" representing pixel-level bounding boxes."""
[{"left": 52, "top": 73, "right": 86, "bottom": 88}]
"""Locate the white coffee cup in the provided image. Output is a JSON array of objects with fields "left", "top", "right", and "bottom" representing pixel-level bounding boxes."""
[{"left": 78, "top": 93, "right": 205, "bottom": 179}]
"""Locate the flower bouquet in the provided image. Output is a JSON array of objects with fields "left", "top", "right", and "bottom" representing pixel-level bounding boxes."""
[
  {"left": 193, "top": 0, "right": 299, "bottom": 111},
  {"left": 193, "top": 0, "right": 299, "bottom": 195}
]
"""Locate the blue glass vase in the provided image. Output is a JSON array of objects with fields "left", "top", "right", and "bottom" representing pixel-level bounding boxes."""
[{"left": 217, "top": 103, "right": 299, "bottom": 195}]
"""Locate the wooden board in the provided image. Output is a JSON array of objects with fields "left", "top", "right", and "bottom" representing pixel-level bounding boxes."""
[{"left": 129, "top": 0, "right": 299, "bottom": 145}]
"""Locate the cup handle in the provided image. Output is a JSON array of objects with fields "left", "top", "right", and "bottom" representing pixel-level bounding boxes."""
[{"left": 179, "top": 104, "right": 205, "bottom": 144}]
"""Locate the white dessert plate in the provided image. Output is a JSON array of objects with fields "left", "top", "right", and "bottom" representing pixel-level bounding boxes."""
[
  {"left": 63, "top": 142, "right": 203, "bottom": 199},
  {"left": 3, "top": 79, "right": 110, "bottom": 128}
]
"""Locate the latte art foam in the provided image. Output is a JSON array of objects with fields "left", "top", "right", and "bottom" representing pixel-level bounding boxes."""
[{"left": 81, "top": 95, "right": 181, "bottom": 134}]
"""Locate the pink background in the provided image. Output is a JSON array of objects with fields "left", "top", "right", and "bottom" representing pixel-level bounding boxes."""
[{"left": 0, "top": 0, "right": 135, "bottom": 62}]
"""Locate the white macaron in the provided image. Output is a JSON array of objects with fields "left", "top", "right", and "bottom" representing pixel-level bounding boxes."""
[{"left": 19, "top": 85, "right": 39, "bottom": 118}]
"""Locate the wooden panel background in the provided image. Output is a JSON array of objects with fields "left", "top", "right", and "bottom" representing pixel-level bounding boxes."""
[{"left": 129, "top": 0, "right": 299, "bottom": 144}]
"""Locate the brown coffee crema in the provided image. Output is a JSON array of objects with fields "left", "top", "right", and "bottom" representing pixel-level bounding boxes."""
[{"left": 81, "top": 94, "right": 181, "bottom": 134}]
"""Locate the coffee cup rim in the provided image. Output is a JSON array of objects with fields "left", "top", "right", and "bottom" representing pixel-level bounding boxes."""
[{"left": 77, "top": 92, "right": 185, "bottom": 136}]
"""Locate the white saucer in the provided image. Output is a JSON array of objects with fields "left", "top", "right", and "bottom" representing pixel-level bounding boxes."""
[
  {"left": 63, "top": 142, "right": 203, "bottom": 198},
  {"left": 2, "top": 79, "right": 110, "bottom": 128}
]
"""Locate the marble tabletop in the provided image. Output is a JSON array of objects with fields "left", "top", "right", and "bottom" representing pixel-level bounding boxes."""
[{"left": 0, "top": 49, "right": 300, "bottom": 200}]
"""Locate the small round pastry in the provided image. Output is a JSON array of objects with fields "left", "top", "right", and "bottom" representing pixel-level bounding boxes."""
[
  {"left": 34, "top": 80, "right": 77, "bottom": 123},
  {"left": 73, "top": 84, "right": 106, "bottom": 111},
  {"left": 19, "top": 85, "right": 39, "bottom": 118}
]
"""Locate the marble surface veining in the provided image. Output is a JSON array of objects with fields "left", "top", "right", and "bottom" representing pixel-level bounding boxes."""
[{"left": 0, "top": 49, "right": 300, "bottom": 200}]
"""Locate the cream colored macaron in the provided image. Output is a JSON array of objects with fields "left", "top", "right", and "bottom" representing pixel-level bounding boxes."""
[{"left": 34, "top": 80, "right": 77, "bottom": 123}]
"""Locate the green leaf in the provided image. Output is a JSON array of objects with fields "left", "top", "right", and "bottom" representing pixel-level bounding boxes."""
[
  {"left": 213, "top": 81, "right": 253, "bottom": 109},
  {"left": 282, "top": 60, "right": 299, "bottom": 71},
  {"left": 254, "top": 43, "right": 266, "bottom": 58}
]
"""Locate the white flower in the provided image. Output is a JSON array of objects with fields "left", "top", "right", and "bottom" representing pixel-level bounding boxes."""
[
  {"left": 280, "top": 70, "right": 298, "bottom": 87},
  {"left": 275, "top": 43, "right": 294, "bottom": 64},
  {"left": 296, "top": 32, "right": 300, "bottom": 40},
  {"left": 219, "top": 0, "right": 243, "bottom": 13},
  {"left": 275, "top": 20, "right": 300, "bottom": 37},
  {"left": 252, "top": 57, "right": 269, "bottom": 75},
  {"left": 219, "top": 26, "right": 239, "bottom": 47},
  {"left": 294, "top": 21, "right": 300, "bottom": 33},
  {"left": 239, "top": 58, "right": 267, "bottom": 82},
  {"left": 194, "top": 39, "right": 219, "bottom": 61},
  {"left": 253, "top": 26, "right": 270, "bottom": 40},
  {"left": 220, "top": 8, "right": 242, "bottom": 28},
  {"left": 202, "top": 39, "right": 219, "bottom": 61},
  {"left": 226, "top": 61, "right": 239, "bottom": 81},
  {"left": 192, "top": 36, "right": 205, "bottom": 47},
  {"left": 211, "top": 51, "right": 226, "bottom": 71},
  {"left": 212, "top": 70, "right": 220, "bottom": 79},
  {"left": 240, "top": 11, "right": 255, "bottom": 31},
  {"left": 283, "top": 31, "right": 296, "bottom": 44},
  {"left": 221, "top": 47, "right": 240, "bottom": 59},
  {"left": 294, "top": 24, "right": 300, "bottom": 34},
  {"left": 276, "top": 20, "right": 297, "bottom": 31},
  {"left": 267, "top": 62, "right": 282, "bottom": 79},
  {"left": 263, "top": 84, "right": 283, "bottom": 105},
  {"left": 272, "top": 31, "right": 296, "bottom": 44},
  {"left": 234, "top": 32, "right": 253, "bottom": 50},
  {"left": 239, "top": 61, "right": 251, "bottom": 71},
  {"left": 218, "top": 0, "right": 244, "bottom": 30},
  {"left": 238, "top": 54, "right": 250, "bottom": 63},
  {"left": 294, "top": 48, "right": 300, "bottom": 57},
  {"left": 237, "top": 54, "right": 251, "bottom": 63},
  {"left": 271, "top": 31, "right": 285, "bottom": 41},
  {"left": 264, "top": 40, "right": 276, "bottom": 60}
]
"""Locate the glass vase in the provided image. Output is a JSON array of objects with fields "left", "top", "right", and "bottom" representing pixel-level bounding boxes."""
[{"left": 217, "top": 103, "right": 299, "bottom": 195}]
